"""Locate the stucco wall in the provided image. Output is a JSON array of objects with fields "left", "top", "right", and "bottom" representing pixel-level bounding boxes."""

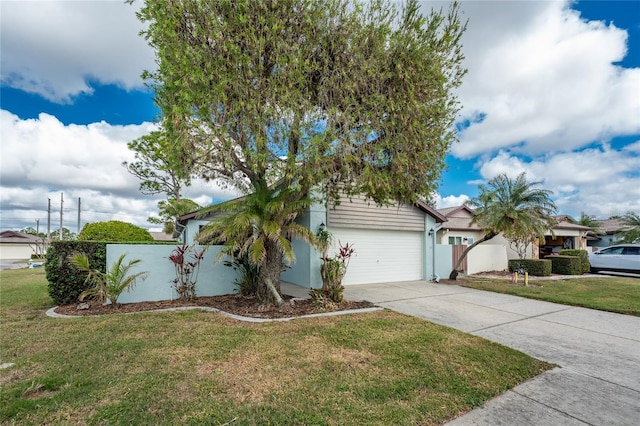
[
  {"left": 107, "top": 244, "right": 239, "bottom": 304},
  {"left": 466, "top": 244, "right": 509, "bottom": 274},
  {"left": 434, "top": 244, "right": 452, "bottom": 280},
  {"left": 0, "top": 244, "right": 35, "bottom": 260}
]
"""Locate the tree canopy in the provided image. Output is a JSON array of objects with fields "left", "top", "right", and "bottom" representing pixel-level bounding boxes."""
[
  {"left": 123, "top": 128, "right": 195, "bottom": 200},
  {"left": 135, "top": 0, "right": 467, "bottom": 303},
  {"left": 78, "top": 221, "right": 154, "bottom": 243},
  {"left": 148, "top": 198, "right": 201, "bottom": 234}
]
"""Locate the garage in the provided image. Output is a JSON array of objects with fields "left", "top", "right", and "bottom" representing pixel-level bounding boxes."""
[
  {"left": 328, "top": 227, "right": 423, "bottom": 285},
  {"left": 324, "top": 195, "right": 445, "bottom": 285}
]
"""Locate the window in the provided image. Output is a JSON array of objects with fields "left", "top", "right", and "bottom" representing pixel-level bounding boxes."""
[
  {"left": 466, "top": 237, "right": 474, "bottom": 245},
  {"left": 601, "top": 247, "right": 624, "bottom": 255},
  {"left": 448, "top": 236, "right": 462, "bottom": 245},
  {"left": 623, "top": 247, "right": 640, "bottom": 255}
]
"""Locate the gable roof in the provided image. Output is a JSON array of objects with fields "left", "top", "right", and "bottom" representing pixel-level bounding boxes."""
[
  {"left": 0, "top": 231, "right": 44, "bottom": 244},
  {"left": 552, "top": 218, "right": 591, "bottom": 231},
  {"left": 437, "top": 205, "right": 480, "bottom": 231},
  {"left": 436, "top": 207, "right": 592, "bottom": 233}
]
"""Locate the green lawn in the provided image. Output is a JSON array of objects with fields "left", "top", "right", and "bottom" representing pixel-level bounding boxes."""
[
  {"left": 0, "top": 268, "right": 551, "bottom": 425},
  {"left": 460, "top": 275, "right": 640, "bottom": 316}
]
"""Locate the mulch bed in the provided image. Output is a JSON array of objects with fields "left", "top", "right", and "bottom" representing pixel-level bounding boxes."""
[{"left": 53, "top": 294, "right": 375, "bottom": 319}]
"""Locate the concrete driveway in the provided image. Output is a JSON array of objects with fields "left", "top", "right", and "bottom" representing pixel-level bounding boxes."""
[{"left": 343, "top": 281, "right": 640, "bottom": 425}]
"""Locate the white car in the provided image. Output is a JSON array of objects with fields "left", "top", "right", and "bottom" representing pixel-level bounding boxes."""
[{"left": 589, "top": 244, "right": 640, "bottom": 274}]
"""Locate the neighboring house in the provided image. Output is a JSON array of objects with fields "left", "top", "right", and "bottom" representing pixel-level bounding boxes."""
[
  {"left": 0, "top": 230, "right": 43, "bottom": 261},
  {"left": 539, "top": 216, "right": 591, "bottom": 257},
  {"left": 586, "top": 218, "right": 626, "bottom": 249},
  {"left": 436, "top": 206, "right": 511, "bottom": 274},
  {"left": 436, "top": 207, "right": 592, "bottom": 274},
  {"left": 149, "top": 231, "right": 177, "bottom": 243},
  {"left": 175, "top": 194, "right": 447, "bottom": 288}
]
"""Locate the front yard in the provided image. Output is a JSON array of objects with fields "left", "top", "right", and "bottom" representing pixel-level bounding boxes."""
[
  {"left": 0, "top": 268, "right": 551, "bottom": 425},
  {"left": 459, "top": 274, "right": 640, "bottom": 316}
]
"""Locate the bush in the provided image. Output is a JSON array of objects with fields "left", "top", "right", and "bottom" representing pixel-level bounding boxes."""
[
  {"left": 508, "top": 259, "right": 552, "bottom": 276},
  {"left": 559, "top": 249, "right": 590, "bottom": 274},
  {"left": 78, "top": 221, "right": 153, "bottom": 242},
  {"left": 45, "top": 241, "right": 107, "bottom": 304},
  {"left": 549, "top": 255, "right": 582, "bottom": 275}
]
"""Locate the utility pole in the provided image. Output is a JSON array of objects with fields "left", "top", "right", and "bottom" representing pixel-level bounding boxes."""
[
  {"left": 35, "top": 219, "right": 40, "bottom": 234},
  {"left": 77, "top": 197, "right": 81, "bottom": 236},
  {"left": 59, "top": 192, "right": 63, "bottom": 240},
  {"left": 47, "top": 198, "right": 51, "bottom": 241}
]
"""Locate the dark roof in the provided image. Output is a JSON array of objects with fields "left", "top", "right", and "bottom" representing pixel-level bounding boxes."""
[
  {"left": 415, "top": 200, "right": 447, "bottom": 222},
  {"left": 0, "top": 231, "right": 44, "bottom": 244}
]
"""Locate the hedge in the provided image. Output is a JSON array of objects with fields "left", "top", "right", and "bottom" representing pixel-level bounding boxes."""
[
  {"left": 78, "top": 220, "right": 153, "bottom": 242},
  {"left": 45, "top": 241, "right": 107, "bottom": 305},
  {"left": 508, "top": 259, "right": 552, "bottom": 276},
  {"left": 559, "top": 249, "right": 590, "bottom": 274},
  {"left": 549, "top": 255, "right": 582, "bottom": 275}
]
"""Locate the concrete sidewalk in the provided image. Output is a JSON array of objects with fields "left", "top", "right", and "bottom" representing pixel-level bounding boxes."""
[{"left": 343, "top": 281, "right": 640, "bottom": 425}]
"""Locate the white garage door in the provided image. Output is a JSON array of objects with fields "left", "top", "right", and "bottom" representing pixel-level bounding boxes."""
[{"left": 329, "top": 228, "right": 423, "bottom": 285}]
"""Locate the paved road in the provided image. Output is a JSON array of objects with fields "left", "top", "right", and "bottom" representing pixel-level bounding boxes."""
[{"left": 343, "top": 281, "right": 640, "bottom": 426}]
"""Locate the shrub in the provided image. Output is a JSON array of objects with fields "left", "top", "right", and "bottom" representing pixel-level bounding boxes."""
[
  {"left": 70, "top": 252, "right": 148, "bottom": 308},
  {"left": 78, "top": 220, "right": 153, "bottom": 242},
  {"left": 224, "top": 251, "right": 260, "bottom": 297},
  {"left": 168, "top": 244, "right": 207, "bottom": 301},
  {"left": 550, "top": 255, "right": 582, "bottom": 275},
  {"left": 508, "top": 259, "right": 552, "bottom": 276},
  {"left": 316, "top": 242, "right": 355, "bottom": 303},
  {"left": 559, "top": 249, "right": 590, "bottom": 274},
  {"left": 45, "top": 241, "right": 107, "bottom": 304}
]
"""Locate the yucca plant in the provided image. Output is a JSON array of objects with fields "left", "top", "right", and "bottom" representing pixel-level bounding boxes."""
[{"left": 69, "top": 252, "right": 148, "bottom": 308}]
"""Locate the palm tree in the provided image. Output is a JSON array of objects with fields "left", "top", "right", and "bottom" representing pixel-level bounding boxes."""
[
  {"left": 449, "top": 172, "right": 557, "bottom": 280},
  {"left": 197, "top": 182, "right": 315, "bottom": 306},
  {"left": 576, "top": 212, "right": 603, "bottom": 237},
  {"left": 70, "top": 253, "right": 148, "bottom": 308},
  {"left": 615, "top": 211, "right": 640, "bottom": 243}
]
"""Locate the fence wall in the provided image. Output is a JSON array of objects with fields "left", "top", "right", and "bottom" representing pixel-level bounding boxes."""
[
  {"left": 107, "top": 244, "right": 239, "bottom": 304},
  {"left": 466, "top": 243, "right": 509, "bottom": 274}
]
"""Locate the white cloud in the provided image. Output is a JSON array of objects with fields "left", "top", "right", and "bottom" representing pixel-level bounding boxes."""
[
  {"left": 0, "top": 111, "right": 240, "bottom": 232},
  {"left": 477, "top": 148, "right": 640, "bottom": 218},
  {"left": 452, "top": 0, "right": 640, "bottom": 158},
  {"left": 0, "top": 0, "right": 155, "bottom": 103},
  {"left": 434, "top": 193, "right": 470, "bottom": 209}
]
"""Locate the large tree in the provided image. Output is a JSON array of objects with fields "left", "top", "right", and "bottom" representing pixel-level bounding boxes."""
[
  {"left": 123, "top": 128, "right": 196, "bottom": 201},
  {"left": 136, "top": 0, "right": 466, "bottom": 303},
  {"left": 449, "top": 173, "right": 558, "bottom": 280},
  {"left": 148, "top": 198, "right": 201, "bottom": 234}
]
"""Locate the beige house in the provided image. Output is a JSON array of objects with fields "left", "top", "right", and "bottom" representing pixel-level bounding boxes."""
[
  {"left": 437, "top": 207, "right": 591, "bottom": 275},
  {"left": 0, "top": 231, "right": 43, "bottom": 261}
]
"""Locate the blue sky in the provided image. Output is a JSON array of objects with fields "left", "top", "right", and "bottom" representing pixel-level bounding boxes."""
[{"left": 1, "top": 0, "right": 639, "bottom": 233}]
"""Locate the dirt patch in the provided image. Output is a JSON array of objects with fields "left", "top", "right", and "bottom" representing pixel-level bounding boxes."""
[{"left": 53, "top": 294, "right": 375, "bottom": 319}]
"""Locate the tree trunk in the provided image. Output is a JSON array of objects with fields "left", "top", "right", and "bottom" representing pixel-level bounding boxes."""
[
  {"left": 449, "top": 232, "right": 498, "bottom": 280},
  {"left": 257, "top": 240, "right": 285, "bottom": 307}
]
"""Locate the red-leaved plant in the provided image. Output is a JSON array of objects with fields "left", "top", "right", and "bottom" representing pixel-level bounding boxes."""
[
  {"left": 317, "top": 241, "right": 355, "bottom": 303},
  {"left": 168, "top": 244, "right": 207, "bottom": 301}
]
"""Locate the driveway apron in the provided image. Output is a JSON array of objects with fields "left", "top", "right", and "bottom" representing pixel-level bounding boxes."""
[{"left": 343, "top": 281, "right": 640, "bottom": 426}]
